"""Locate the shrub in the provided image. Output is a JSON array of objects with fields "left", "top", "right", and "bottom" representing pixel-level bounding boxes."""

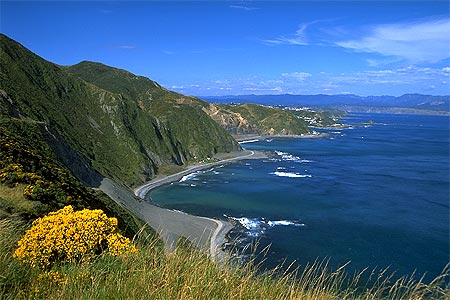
[{"left": 13, "top": 206, "right": 137, "bottom": 269}]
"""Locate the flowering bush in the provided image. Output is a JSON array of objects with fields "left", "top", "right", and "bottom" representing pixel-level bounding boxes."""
[{"left": 14, "top": 206, "right": 137, "bottom": 268}]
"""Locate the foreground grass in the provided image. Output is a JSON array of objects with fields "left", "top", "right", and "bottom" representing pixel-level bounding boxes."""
[{"left": 1, "top": 219, "right": 448, "bottom": 300}]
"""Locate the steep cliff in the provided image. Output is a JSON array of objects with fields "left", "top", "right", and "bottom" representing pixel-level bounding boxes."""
[{"left": 0, "top": 34, "right": 240, "bottom": 187}]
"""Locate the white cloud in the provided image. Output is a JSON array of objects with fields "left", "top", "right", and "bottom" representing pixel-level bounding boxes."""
[
  {"left": 244, "top": 87, "right": 283, "bottom": 92},
  {"left": 281, "top": 72, "right": 312, "bottom": 81},
  {"left": 337, "top": 18, "right": 450, "bottom": 63}
]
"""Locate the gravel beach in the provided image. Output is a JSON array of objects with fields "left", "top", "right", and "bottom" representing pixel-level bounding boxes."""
[{"left": 99, "top": 150, "right": 266, "bottom": 260}]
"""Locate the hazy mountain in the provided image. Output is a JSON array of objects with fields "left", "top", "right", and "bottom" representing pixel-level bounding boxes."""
[{"left": 203, "top": 93, "right": 450, "bottom": 114}]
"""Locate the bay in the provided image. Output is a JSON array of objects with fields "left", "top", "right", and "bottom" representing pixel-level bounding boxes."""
[{"left": 148, "top": 113, "right": 449, "bottom": 281}]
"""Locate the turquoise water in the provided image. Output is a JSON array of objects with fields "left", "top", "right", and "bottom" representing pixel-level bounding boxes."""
[{"left": 148, "top": 113, "right": 449, "bottom": 280}]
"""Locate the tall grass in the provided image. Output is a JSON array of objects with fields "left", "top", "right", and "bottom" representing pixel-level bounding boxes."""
[{"left": 1, "top": 218, "right": 448, "bottom": 299}]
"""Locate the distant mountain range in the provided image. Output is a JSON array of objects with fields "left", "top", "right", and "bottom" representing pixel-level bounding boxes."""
[{"left": 203, "top": 94, "right": 450, "bottom": 115}]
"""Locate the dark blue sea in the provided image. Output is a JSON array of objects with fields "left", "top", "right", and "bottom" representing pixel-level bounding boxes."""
[{"left": 148, "top": 113, "right": 449, "bottom": 280}]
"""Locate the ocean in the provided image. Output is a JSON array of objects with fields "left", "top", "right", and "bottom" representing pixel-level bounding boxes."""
[{"left": 147, "top": 113, "right": 449, "bottom": 281}]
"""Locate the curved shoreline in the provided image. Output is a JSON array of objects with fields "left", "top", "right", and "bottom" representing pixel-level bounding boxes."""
[
  {"left": 103, "top": 149, "right": 266, "bottom": 259},
  {"left": 133, "top": 149, "right": 266, "bottom": 199}
]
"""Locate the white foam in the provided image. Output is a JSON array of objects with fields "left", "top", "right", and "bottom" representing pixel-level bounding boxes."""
[
  {"left": 299, "top": 159, "right": 313, "bottom": 163},
  {"left": 229, "top": 216, "right": 306, "bottom": 237},
  {"left": 239, "top": 139, "right": 260, "bottom": 144},
  {"left": 179, "top": 171, "right": 201, "bottom": 182},
  {"left": 271, "top": 171, "right": 312, "bottom": 178},
  {"left": 229, "top": 217, "right": 261, "bottom": 230},
  {"left": 274, "top": 150, "right": 313, "bottom": 163},
  {"left": 267, "top": 220, "right": 305, "bottom": 227},
  {"left": 275, "top": 150, "right": 288, "bottom": 156}
]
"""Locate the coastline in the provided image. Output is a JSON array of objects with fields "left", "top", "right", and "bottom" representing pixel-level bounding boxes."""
[
  {"left": 133, "top": 149, "right": 267, "bottom": 199},
  {"left": 101, "top": 149, "right": 267, "bottom": 260},
  {"left": 233, "top": 132, "right": 330, "bottom": 142}
]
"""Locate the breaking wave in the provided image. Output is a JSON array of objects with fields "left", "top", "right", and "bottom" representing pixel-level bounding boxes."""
[
  {"left": 227, "top": 216, "right": 305, "bottom": 237},
  {"left": 273, "top": 150, "right": 313, "bottom": 163},
  {"left": 239, "top": 139, "right": 260, "bottom": 144},
  {"left": 179, "top": 171, "right": 201, "bottom": 182},
  {"left": 270, "top": 171, "right": 312, "bottom": 178}
]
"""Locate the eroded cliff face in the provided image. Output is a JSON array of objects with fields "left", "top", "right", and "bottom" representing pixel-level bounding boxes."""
[
  {"left": 203, "top": 103, "right": 312, "bottom": 136},
  {"left": 203, "top": 104, "right": 260, "bottom": 135},
  {"left": 0, "top": 34, "right": 240, "bottom": 187}
]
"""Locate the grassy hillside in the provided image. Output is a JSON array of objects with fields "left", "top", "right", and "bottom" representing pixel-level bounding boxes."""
[
  {"left": 0, "top": 118, "right": 145, "bottom": 237},
  {"left": 2, "top": 218, "right": 448, "bottom": 299},
  {"left": 66, "top": 61, "right": 240, "bottom": 165},
  {"left": 0, "top": 34, "right": 240, "bottom": 187}
]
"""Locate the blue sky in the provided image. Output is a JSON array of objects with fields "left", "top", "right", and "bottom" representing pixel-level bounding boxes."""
[{"left": 1, "top": 1, "right": 449, "bottom": 96}]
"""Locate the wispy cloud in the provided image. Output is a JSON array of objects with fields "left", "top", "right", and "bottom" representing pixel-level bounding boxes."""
[
  {"left": 167, "top": 66, "right": 449, "bottom": 96},
  {"left": 263, "top": 22, "right": 313, "bottom": 45},
  {"left": 281, "top": 72, "right": 312, "bottom": 81},
  {"left": 116, "top": 45, "right": 136, "bottom": 49},
  {"left": 244, "top": 87, "right": 283, "bottom": 92},
  {"left": 336, "top": 18, "right": 450, "bottom": 63},
  {"left": 332, "top": 66, "right": 450, "bottom": 85},
  {"left": 229, "top": 5, "right": 260, "bottom": 11},
  {"left": 162, "top": 50, "right": 176, "bottom": 55}
]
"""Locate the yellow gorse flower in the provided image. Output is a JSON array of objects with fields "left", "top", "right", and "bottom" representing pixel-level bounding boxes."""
[{"left": 14, "top": 205, "right": 137, "bottom": 268}]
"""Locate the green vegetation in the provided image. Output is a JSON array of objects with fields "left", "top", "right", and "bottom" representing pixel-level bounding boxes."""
[
  {"left": 0, "top": 34, "right": 240, "bottom": 187},
  {"left": 0, "top": 118, "right": 145, "bottom": 238},
  {"left": 289, "top": 108, "right": 344, "bottom": 128},
  {"left": 205, "top": 103, "right": 310, "bottom": 135},
  {"left": 229, "top": 103, "right": 311, "bottom": 135},
  {"left": 204, "top": 103, "right": 343, "bottom": 136},
  {"left": 66, "top": 61, "right": 240, "bottom": 166},
  {"left": 1, "top": 217, "right": 448, "bottom": 299}
]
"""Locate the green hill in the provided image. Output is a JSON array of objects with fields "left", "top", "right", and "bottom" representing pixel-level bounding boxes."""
[
  {"left": 225, "top": 103, "right": 311, "bottom": 135},
  {"left": 204, "top": 103, "right": 339, "bottom": 136},
  {"left": 0, "top": 34, "right": 240, "bottom": 187}
]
